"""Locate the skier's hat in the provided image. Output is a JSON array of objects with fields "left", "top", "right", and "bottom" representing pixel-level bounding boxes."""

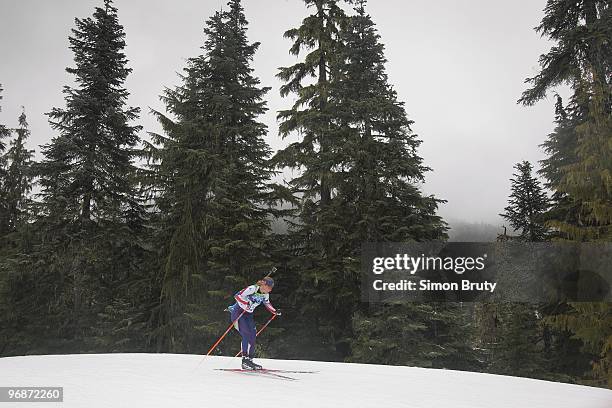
[{"left": 262, "top": 277, "right": 274, "bottom": 288}]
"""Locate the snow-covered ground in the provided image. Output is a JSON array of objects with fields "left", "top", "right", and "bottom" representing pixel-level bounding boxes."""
[{"left": 1, "top": 353, "right": 610, "bottom": 407}]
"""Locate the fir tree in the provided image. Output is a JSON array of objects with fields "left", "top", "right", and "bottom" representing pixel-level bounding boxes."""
[
  {"left": 0, "top": 86, "right": 13, "bottom": 353},
  {"left": 273, "top": 0, "right": 355, "bottom": 356},
  {"left": 0, "top": 108, "right": 38, "bottom": 356},
  {"left": 339, "top": 1, "right": 464, "bottom": 367},
  {"left": 276, "top": 0, "right": 450, "bottom": 359},
  {"left": 558, "top": 78, "right": 612, "bottom": 241},
  {"left": 500, "top": 161, "right": 550, "bottom": 241},
  {"left": 0, "top": 84, "right": 11, "bottom": 237},
  {"left": 538, "top": 95, "right": 583, "bottom": 240},
  {"left": 486, "top": 303, "right": 549, "bottom": 380},
  {"left": 538, "top": 302, "right": 595, "bottom": 383},
  {"left": 536, "top": 98, "right": 609, "bottom": 382},
  {"left": 0, "top": 84, "right": 9, "bottom": 153},
  {"left": 544, "top": 302, "right": 612, "bottom": 387},
  {"left": 332, "top": 1, "right": 447, "bottom": 243},
  {"left": 519, "top": 0, "right": 612, "bottom": 386},
  {"left": 17, "top": 0, "right": 150, "bottom": 354},
  {"left": 38, "top": 0, "right": 143, "bottom": 227},
  {"left": 0, "top": 109, "right": 36, "bottom": 356},
  {"left": 2, "top": 109, "right": 35, "bottom": 232},
  {"left": 275, "top": 0, "right": 348, "bottom": 209},
  {"left": 146, "top": 0, "right": 289, "bottom": 353},
  {"left": 351, "top": 302, "right": 480, "bottom": 371},
  {"left": 519, "top": 0, "right": 611, "bottom": 241}
]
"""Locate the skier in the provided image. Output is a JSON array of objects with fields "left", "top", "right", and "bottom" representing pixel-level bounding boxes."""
[{"left": 228, "top": 277, "right": 280, "bottom": 370}]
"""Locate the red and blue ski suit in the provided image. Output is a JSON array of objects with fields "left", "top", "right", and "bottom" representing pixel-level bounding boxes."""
[{"left": 229, "top": 284, "right": 277, "bottom": 358}]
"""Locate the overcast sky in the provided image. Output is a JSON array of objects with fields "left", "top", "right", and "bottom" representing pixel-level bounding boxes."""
[{"left": 0, "top": 0, "right": 568, "bottom": 227}]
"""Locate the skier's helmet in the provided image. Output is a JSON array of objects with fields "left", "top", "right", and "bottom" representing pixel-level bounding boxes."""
[{"left": 262, "top": 277, "right": 274, "bottom": 288}]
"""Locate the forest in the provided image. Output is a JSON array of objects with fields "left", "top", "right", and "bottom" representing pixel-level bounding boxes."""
[{"left": 0, "top": 0, "right": 610, "bottom": 388}]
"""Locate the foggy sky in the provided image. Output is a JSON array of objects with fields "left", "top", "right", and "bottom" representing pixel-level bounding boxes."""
[{"left": 0, "top": 0, "right": 567, "bottom": 227}]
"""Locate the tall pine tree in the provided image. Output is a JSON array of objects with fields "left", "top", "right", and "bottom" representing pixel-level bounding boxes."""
[
  {"left": 519, "top": 0, "right": 612, "bottom": 386},
  {"left": 0, "top": 85, "right": 8, "bottom": 155},
  {"left": 0, "top": 109, "right": 36, "bottom": 356},
  {"left": 487, "top": 303, "right": 549, "bottom": 379},
  {"left": 273, "top": 0, "right": 357, "bottom": 357},
  {"left": 339, "top": 2, "right": 475, "bottom": 369},
  {"left": 18, "top": 0, "right": 150, "bottom": 354},
  {"left": 145, "top": 0, "right": 289, "bottom": 353},
  {"left": 38, "top": 0, "right": 143, "bottom": 227},
  {"left": 0, "top": 84, "right": 11, "bottom": 237},
  {"left": 519, "top": 0, "right": 611, "bottom": 241},
  {"left": 3, "top": 110, "right": 35, "bottom": 233},
  {"left": 500, "top": 160, "right": 550, "bottom": 241},
  {"left": 332, "top": 1, "right": 447, "bottom": 243},
  {"left": 275, "top": 0, "right": 451, "bottom": 360}
]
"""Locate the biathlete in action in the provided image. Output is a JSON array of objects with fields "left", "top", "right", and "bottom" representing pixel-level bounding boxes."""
[{"left": 228, "top": 277, "right": 281, "bottom": 370}]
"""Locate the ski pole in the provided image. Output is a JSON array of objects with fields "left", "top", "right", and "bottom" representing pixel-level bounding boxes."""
[
  {"left": 235, "top": 313, "right": 277, "bottom": 357},
  {"left": 206, "top": 309, "right": 245, "bottom": 356},
  {"left": 196, "top": 309, "right": 246, "bottom": 368}
]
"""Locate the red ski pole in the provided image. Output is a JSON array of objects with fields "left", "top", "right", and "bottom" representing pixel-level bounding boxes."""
[
  {"left": 196, "top": 309, "right": 246, "bottom": 368},
  {"left": 235, "top": 313, "right": 277, "bottom": 357}
]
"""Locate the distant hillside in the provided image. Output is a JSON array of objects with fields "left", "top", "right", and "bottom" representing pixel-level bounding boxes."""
[{"left": 447, "top": 220, "right": 507, "bottom": 242}]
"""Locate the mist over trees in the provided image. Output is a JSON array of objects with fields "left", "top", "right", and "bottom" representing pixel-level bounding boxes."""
[
  {"left": 0, "top": 0, "right": 609, "bottom": 387},
  {"left": 446, "top": 220, "right": 500, "bottom": 242}
]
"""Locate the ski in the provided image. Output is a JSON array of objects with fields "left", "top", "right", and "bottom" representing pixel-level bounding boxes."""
[
  {"left": 255, "top": 371, "right": 296, "bottom": 381},
  {"left": 216, "top": 368, "right": 318, "bottom": 374},
  {"left": 215, "top": 368, "right": 297, "bottom": 381}
]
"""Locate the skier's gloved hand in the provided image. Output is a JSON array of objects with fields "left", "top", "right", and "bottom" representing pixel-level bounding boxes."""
[{"left": 274, "top": 309, "right": 282, "bottom": 316}]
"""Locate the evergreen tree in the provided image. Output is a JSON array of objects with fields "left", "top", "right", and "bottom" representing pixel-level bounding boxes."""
[
  {"left": 338, "top": 2, "right": 468, "bottom": 368},
  {"left": 558, "top": 78, "right": 612, "bottom": 241},
  {"left": 539, "top": 302, "right": 596, "bottom": 383},
  {"left": 533, "top": 98, "right": 601, "bottom": 383},
  {"left": 273, "top": 0, "right": 356, "bottom": 357},
  {"left": 333, "top": 1, "right": 447, "bottom": 243},
  {"left": 275, "top": 0, "right": 451, "bottom": 360},
  {"left": 0, "top": 84, "right": 11, "bottom": 237},
  {"left": 519, "top": 0, "right": 612, "bottom": 386},
  {"left": 0, "top": 84, "right": 9, "bottom": 154},
  {"left": 12, "top": 0, "right": 151, "bottom": 354},
  {"left": 2, "top": 110, "right": 35, "bottom": 232},
  {"left": 486, "top": 303, "right": 549, "bottom": 380},
  {"left": 0, "top": 109, "right": 36, "bottom": 356},
  {"left": 0, "top": 86, "right": 13, "bottom": 353},
  {"left": 276, "top": 0, "right": 348, "bottom": 209},
  {"left": 38, "top": 0, "right": 143, "bottom": 227},
  {"left": 145, "top": 0, "right": 289, "bottom": 353},
  {"left": 519, "top": 0, "right": 611, "bottom": 241},
  {"left": 351, "top": 302, "right": 480, "bottom": 370},
  {"left": 500, "top": 161, "right": 550, "bottom": 241},
  {"left": 544, "top": 302, "right": 612, "bottom": 387},
  {"left": 538, "top": 95, "right": 582, "bottom": 240}
]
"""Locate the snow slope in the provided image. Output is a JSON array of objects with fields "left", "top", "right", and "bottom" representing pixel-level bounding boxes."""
[{"left": 1, "top": 353, "right": 610, "bottom": 408}]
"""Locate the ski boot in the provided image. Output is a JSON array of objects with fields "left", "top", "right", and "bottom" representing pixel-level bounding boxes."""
[{"left": 242, "top": 356, "right": 262, "bottom": 370}]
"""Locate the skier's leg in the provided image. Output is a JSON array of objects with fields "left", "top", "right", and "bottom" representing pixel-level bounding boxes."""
[
  {"left": 230, "top": 307, "right": 248, "bottom": 355},
  {"left": 244, "top": 313, "right": 257, "bottom": 358},
  {"left": 236, "top": 313, "right": 259, "bottom": 369},
  {"left": 239, "top": 314, "right": 261, "bottom": 369},
  {"left": 240, "top": 328, "right": 250, "bottom": 358},
  {"left": 237, "top": 312, "right": 256, "bottom": 357},
  {"left": 229, "top": 305, "right": 241, "bottom": 331},
  {"left": 247, "top": 333, "right": 261, "bottom": 369}
]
